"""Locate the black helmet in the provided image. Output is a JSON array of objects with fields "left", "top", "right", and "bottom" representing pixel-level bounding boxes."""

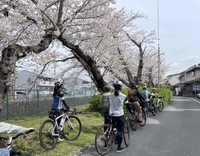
[
  {"left": 130, "top": 82, "right": 137, "bottom": 89},
  {"left": 143, "top": 86, "right": 147, "bottom": 90}
]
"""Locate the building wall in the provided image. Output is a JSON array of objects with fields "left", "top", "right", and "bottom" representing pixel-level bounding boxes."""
[
  {"left": 15, "top": 70, "right": 33, "bottom": 89},
  {"left": 167, "top": 74, "right": 180, "bottom": 86},
  {"left": 195, "top": 68, "right": 200, "bottom": 78}
]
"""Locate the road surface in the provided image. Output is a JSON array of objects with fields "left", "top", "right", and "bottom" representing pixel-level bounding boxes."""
[{"left": 69, "top": 96, "right": 200, "bottom": 156}]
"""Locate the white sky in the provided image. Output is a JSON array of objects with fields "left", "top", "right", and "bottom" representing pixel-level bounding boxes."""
[{"left": 115, "top": 0, "right": 200, "bottom": 76}]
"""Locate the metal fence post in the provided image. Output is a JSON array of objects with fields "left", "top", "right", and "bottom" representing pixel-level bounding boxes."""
[
  {"left": 37, "top": 89, "right": 39, "bottom": 114},
  {"left": 6, "top": 91, "right": 9, "bottom": 120}
]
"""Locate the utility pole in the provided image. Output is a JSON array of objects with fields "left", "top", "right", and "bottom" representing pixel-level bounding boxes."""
[{"left": 157, "top": 0, "right": 161, "bottom": 88}]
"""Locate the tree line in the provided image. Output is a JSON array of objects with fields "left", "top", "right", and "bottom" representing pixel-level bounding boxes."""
[{"left": 0, "top": 0, "right": 169, "bottom": 105}]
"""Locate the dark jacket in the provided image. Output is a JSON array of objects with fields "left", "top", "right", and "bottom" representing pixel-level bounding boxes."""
[{"left": 128, "top": 90, "right": 145, "bottom": 103}]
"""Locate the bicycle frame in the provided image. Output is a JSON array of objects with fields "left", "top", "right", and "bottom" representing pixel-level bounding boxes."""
[
  {"left": 156, "top": 98, "right": 161, "bottom": 107},
  {"left": 51, "top": 111, "right": 74, "bottom": 137},
  {"left": 0, "top": 133, "right": 26, "bottom": 151}
]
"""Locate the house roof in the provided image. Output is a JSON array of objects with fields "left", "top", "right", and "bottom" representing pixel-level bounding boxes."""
[
  {"left": 179, "top": 64, "right": 200, "bottom": 76},
  {"left": 177, "top": 78, "right": 200, "bottom": 85},
  {"left": 166, "top": 73, "right": 181, "bottom": 78}
]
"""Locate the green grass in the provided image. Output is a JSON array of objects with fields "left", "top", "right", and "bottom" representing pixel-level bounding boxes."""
[{"left": 5, "top": 105, "right": 103, "bottom": 156}]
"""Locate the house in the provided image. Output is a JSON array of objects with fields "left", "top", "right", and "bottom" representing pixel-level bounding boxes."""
[
  {"left": 179, "top": 64, "right": 200, "bottom": 96},
  {"left": 165, "top": 63, "right": 200, "bottom": 97},
  {"left": 12, "top": 70, "right": 96, "bottom": 97},
  {"left": 12, "top": 70, "right": 54, "bottom": 96},
  {"left": 165, "top": 73, "right": 180, "bottom": 86},
  {"left": 62, "top": 77, "right": 96, "bottom": 96},
  {"left": 165, "top": 73, "right": 181, "bottom": 95}
]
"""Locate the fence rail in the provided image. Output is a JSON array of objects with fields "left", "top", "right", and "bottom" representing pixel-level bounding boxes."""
[{"left": 0, "top": 89, "right": 99, "bottom": 121}]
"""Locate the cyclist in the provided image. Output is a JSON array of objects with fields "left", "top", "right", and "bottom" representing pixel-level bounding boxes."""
[
  {"left": 51, "top": 80, "right": 70, "bottom": 141},
  {"left": 149, "top": 88, "right": 158, "bottom": 107},
  {"left": 127, "top": 83, "right": 145, "bottom": 124},
  {"left": 141, "top": 86, "right": 151, "bottom": 102},
  {"left": 101, "top": 85, "right": 112, "bottom": 130},
  {"left": 108, "top": 80, "right": 126, "bottom": 153}
]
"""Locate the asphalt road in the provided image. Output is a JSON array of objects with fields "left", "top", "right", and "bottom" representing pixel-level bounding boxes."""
[{"left": 69, "top": 96, "right": 200, "bottom": 156}]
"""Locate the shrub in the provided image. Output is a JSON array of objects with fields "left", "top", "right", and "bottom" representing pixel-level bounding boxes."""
[
  {"left": 88, "top": 95, "right": 102, "bottom": 113},
  {"left": 88, "top": 87, "right": 173, "bottom": 113}
]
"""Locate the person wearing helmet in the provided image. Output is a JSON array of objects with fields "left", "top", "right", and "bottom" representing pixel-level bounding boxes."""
[
  {"left": 149, "top": 87, "right": 158, "bottom": 105},
  {"left": 52, "top": 82, "right": 70, "bottom": 114},
  {"left": 51, "top": 81, "right": 70, "bottom": 141},
  {"left": 108, "top": 80, "right": 126, "bottom": 153},
  {"left": 149, "top": 88, "right": 157, "bottom": 99},
  {"left": 141, "top": 86, "right": 151, "bottom": 102},
  {"left": 127, "top": 83, "right": 145, "bottom": 124}
]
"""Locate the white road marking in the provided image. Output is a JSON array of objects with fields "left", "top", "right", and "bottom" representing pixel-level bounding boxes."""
[
  {"left": 191, "top": 98, "right": 200, "bottom": 104},
  {"left": 146, "top": 118, "right": 160, "bottom": 125}
]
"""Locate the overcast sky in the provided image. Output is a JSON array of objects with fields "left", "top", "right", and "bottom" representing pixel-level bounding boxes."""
[{"left": 115, "top": 0, "right": 200, "bottom": 76}]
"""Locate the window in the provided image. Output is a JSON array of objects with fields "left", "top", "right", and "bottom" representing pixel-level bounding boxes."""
[
  {"left": 191, "top": 71, "right": 195, "bottom": 77},
  {"left": 186, "top": 73, "right": 190, "bottom": 78}
]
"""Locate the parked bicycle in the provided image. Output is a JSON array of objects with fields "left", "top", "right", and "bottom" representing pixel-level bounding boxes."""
[
  {"left": 95, "top": 115, "right": 130, "bottom": 156},
  {"left": 39, "top": 108, "right": 81, "bottom": 150},
  {"left": 0, "top": 133, "right": 32, "bottom": 156},
  {"left": 125, "top": 103, "right": 147, "bottom": 131}
]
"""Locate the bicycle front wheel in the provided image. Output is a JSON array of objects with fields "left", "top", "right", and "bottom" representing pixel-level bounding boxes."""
[
  {"left": 39, "top": 119, "right": 58, "bottom": 150},
  {"left": 63, "top": 116, "right": 82, "bottom": 141},
  {"left": 128, "top": 113, "right": 137, "bottom": 131},
  {"left": 158, "top": 101, "right": 164, "bottom": 112},
  {"left": 138, "top": 109, "right": 147, "bottom": 126},
  {"left": 123, "top": 120, "right": 130, "bottom": 147},
  {"left": 95, "top": 124, "right": 113, "bottom": 156}
]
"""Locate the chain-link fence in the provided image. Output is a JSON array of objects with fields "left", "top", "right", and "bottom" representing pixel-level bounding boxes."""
[{"left": 0, "top": 89, "right": 99, "bottom": 121}]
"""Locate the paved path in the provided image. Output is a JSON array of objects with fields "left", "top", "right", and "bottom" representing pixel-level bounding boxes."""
[{"left": 68, "top": 96, "right": 200, "bottom": 156}]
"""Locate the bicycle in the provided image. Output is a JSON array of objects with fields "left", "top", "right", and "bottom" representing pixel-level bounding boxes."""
[
  {"left": 0, "top": 132, "right": 32, "bottom": 156},
  {"left": 154, "top": 96, "right": 164, "bottom": 112},
  {"left": 95, "top": 115, "right": 130, "bottom": 156},
  {"left": 147, "top": 96, "right": 157, "bottom": 116},
  {"left": 39, "top": 108, "right": 81, "bottom": 150},
  {"left": 125, "top": 103, "right": 146, "bottom": 131}
]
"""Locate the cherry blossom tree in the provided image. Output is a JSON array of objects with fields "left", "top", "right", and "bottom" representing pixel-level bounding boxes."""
[
  {"left": 0, "top": 0, "right": 169, "bottom": 109},
  {"left": 0, "top": 0, "right": 117, "bottom": 105}
]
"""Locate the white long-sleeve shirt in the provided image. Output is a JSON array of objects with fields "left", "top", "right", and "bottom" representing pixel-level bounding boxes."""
[{"left": 109, "top": 92, "right": 126, "bottom": 117}]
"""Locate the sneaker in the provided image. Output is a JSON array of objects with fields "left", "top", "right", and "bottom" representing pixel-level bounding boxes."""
[
  {"left": 58, "top": 137, "right": 65, "bottom": 142},
  {"left": 104, "top": 144, "right": 108, "bottom": 149},
  {"left": 25, "top": 128, "right": 35, "bottom": 135},
  {"left": 116, "top": 147, "right": 125, "bottom": 153},
  {"left": 138, "top": 120, "right": 144, "bottom": 125},
  {"left": 58, "top": 133, "right": 65, "bottom": 142}
]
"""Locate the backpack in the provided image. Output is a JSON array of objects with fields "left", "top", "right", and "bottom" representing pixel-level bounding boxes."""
[
  {"left": 101, "top": 93, "right": 110, "bottom": 110},
  {"left": 141, "top": 90, "right": 148, "bottom": 100}
]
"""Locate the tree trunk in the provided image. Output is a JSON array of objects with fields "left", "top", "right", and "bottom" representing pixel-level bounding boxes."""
[
  {"left": 58, "top": 36, "right": 107, "bottom": 93},
  {"left": 0, "top": 45, "right": 19, "bottom": 104},
  {"left": 147, "top": 68, "right": 154, "bottom": 87},
  {"left": 136, "top": 58, "right": 143, "bottom": 85},
  {"left": 0, "top": 32, "right": 56, "bottom": 107}
]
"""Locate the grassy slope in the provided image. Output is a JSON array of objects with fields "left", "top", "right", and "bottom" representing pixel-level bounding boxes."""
[{"left": 5, "top": 105, "right": 103, "bottom": 156}]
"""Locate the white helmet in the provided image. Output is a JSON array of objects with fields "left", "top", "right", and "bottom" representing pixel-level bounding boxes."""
[
  {"left": 113, "top": 79, "right": 122, "bottom": 87},
  {"left": 55, "top": 78, "right": 63, "bottom": 86}
]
